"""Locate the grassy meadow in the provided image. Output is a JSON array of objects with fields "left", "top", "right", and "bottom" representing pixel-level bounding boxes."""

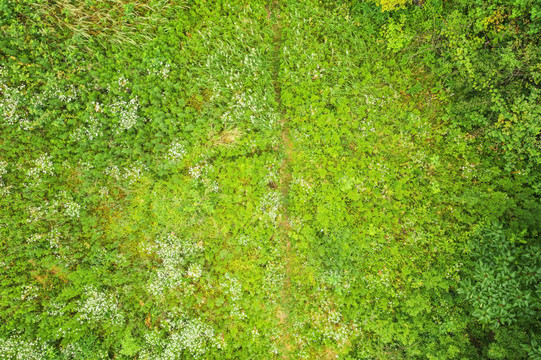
[{"left": 0, "top": 0, "right": 539, "bottom": 359}]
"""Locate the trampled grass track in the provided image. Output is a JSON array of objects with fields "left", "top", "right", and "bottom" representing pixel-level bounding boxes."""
[
  {"left": 270, "top": 1, "right": 360, "bottom": 358},
  {"left": 270, "top": 0, "right": 297, "bottom": 356}
]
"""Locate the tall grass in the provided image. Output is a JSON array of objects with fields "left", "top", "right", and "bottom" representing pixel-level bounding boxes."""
[{"left": 31, "top": 0, "right": 184, "bottom": 47}]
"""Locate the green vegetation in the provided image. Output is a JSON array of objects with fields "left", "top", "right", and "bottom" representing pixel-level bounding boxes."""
[{"left": 0, "top": 0, "right": 538, "bottom": 358}]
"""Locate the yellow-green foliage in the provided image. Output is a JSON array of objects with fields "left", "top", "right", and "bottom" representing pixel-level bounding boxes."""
[{"left": 370, "top": 0, "right": 412, "bottom": 11}]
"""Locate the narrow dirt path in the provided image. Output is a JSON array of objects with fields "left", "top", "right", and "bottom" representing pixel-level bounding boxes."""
[{"left": 269, "top": 0, "right": 296, "bottom": 357}]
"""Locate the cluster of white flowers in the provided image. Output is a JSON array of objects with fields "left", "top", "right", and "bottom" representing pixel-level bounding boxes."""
[
  {"left": 236, "top": 235, "right": 251, "bottom": 246},
  {"left": 146, "top": 232, "right": 204, "bottom": 296},
  {"left": 57, "top": 85, "right": 79, "bottom": 103},
  {"left": 99, "top": 186, "right": 109, "bottom": 198},
  {"left": 321, "top": 316, "right": 357, "bottom": 346},
  {"left": 118, "top": 76, "right": 129, "bottom": 88},
  {"left": 0, "top": 336, "right": 54, "bottom": 360},
  {"left": 0, "top": 73, "right": 81, "bottom": 130},
  {"left": 126, "top": 162, "right": 147, "bottom": 184},
  {"left": 70, "top": 115, "right": 102, "bottom": 141},
  {"left": 159, "top": 233, "right": 203, "bottom": 266},
  {"left": 148, "top": 268, "right": 185, "bottom": 297},
  {"left": 206, "top": 180, "right": 219, "bottom": 193},
  {"left": 77, "top": 160, "right": 94, "bottom": 172},
  {"left": 310, "top": 298, "right": 360, "bottom": 347},
  {"left": 187, "top": 263, "right": 203, "bottom": 279},
  {"left": 166, "top": 140, "right": 187, "bottom": 163},
  {"left": 364, "top": 266, "right": 393, "bottom": 292},
  {"left": 28, "top": 227, "right": 61, "bottom": 249},
  {"left": 219, "top": 89, "right": 277, "bottom": 130},
  {"left": 290, "top": 127, "right": 309, "bottom": 143},
  {"left": 364, "top": 94, "right": 387, "bottom": 107},
  {"left": 27, "top": 233, "right": 43, "bottom": 243},
  {"left": 193, "top": 25, "right": 279, "bottom": 130},
  {"left": 290, "top": 216, "right": 305, "bottom": 231},
  {"left": 36, "top": 83, "right": 80, "bottom": 104},
  {"left": 0, "top": 184, "right": 10, "bottom": 196},
  {"left": 64, "top": 200, "right": 81, "bottom": 218},
  {"left": 189, "top": 165, "right": 202, "bottom": 179},
  {"left": 0, "top": 82, "right": 23, "bottom": 126},
  {"left": 187, "top": 162, "right": 219, "bottom": 192},
  {"left": 0, "top": 160, "right": 7, "bottom": 191},
  {"left": 259, "top": 191, "right": 282, "bottom": 223},
  {"left": 322, "top": 269, "right": 351, "bottom": 293},
  {"left": 147, "top": 61, "right": 171, "bottom": 79},
  {"left": 189, "top": 163, "right": 213, "bottom": 180},
  {"left": 230, "top": 303, "right": 247, "bottom": 320},
  {"left": 396, "top": 152, "right": 421, "bottom": 174},
  {"left": 221, "top": 274, "right": 246, "bottom": 319},
  {"left": 26, "top": 205, "right": 46, "bottom": 224},
  {"left": 0, "top": 161, "right": 7, "bottom": 178},
  {"left": 149, "top": 319, "right": 221, "bottom": 360},
  {"left": 59, "top": 343, "right": 89, "bottom": 359},
  {"left": 43, "top": 191, "right": 84, "bottom": 220},
  {"left": 26, "top": 154, "right": 54, "bottom": 179},
  {"left": 46, "top": 301, "right": 65, "bottom": 316},
  {"left": 20, "top": 284, "right": 39, "bottom": 301},
  {"left": 366, "top": 159, "right": 390, "bottom": 188},
  {"left": 77, "top": 285, "right": 124, "bottom": 326},
  {"left": 104, "top": 161, "right": 147, "bottom": 186},
  {"left": 446, "top": 261, "right": 465, "bottom": 280},
  {"left": 109, "top": 96, "right": 139, "bottom": 132},
  {"left": 104, "top": 165, "right": 121, "bottom": 180},
  {"left": 269, "top": 342, "right": 279, "bottom": 355},
  {"left": 261, "top": 161, "right": 280, "bottom": 187},
  {"left": 92, "top": 101, "right": 103, "bottom": 113},
  {"left": 264, "top": 262, "right": 285, "bottom": 299},
  {"left": 292, "top": 176, "right": 313, "bottom": 204},
  {"left": 223, "top": 274, "right": 242, "bottom": 302}
]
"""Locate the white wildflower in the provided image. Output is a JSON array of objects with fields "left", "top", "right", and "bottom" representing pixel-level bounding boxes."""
[
  {"left": 148, "top": 61, "right": 171, "bottom": 79},
  {"left": 259, "top": 191, "right": 281, "bottom": 222},
  {"left": 20, "top": 284, "right": 38, "bottom": 300},
  {"left": 27, "top": 154, "right": 53, "bottom": 178},
  {"left": 0, "top": 161, "right": 7, "bottom": 176},
  {"left": 92, "top": 101, "right": 103, "bottom": 113},
  {"left": 166, "top": 141, "right": 187, "bottom": 163},
  {"left": 118, "top": 76, "right": 128, "bottom": 88},
  {"left": 104, "top": 162, "right": 146, "bottom": 186},
  {"left": 27, "top": 233, "right": 43, "bottom": 243},
  {"left": 46, "top": 301, "right": 65, "bottom": 316},
  {"left": 189, "top": 165, "right": 202, "bottom": 179},
  {"left": 187, "top": 263, "right": 203, "bottom": 279},
  {"left": 109, "top": 97, "right": 139, "bottom": 132},
  {"left": 64, "top": 201, "right": 81, "bottom": 218},
  {"left": 0, "top": 336, "right": 54, "bottom": 360},
  {"left": 77, "top": 285, "right": 124, "bottom": 326},
  {"left": 156, "top": 319, "right": 219, "bottom": 359},
  {"left": 70, "top": 116, "right": 102, "bottom": 141},
  {"left": 147, "top": 233, "right": 204, "bottom": 296}
]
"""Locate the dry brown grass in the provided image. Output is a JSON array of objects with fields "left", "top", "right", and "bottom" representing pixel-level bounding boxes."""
[{"left": 207, "top": 127, "right": 243, "bottom": 147}]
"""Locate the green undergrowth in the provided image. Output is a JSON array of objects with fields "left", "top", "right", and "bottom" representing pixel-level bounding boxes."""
[
  {"left": 0, "top": 0, "right": 538, "bottom": 359},
  {"left": 278, "top": 2, "right": 476, "bottom": 358}
]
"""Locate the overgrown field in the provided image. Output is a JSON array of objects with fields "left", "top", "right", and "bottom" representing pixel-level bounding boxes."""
[{"left": 0, "top": 0, "right": 539, "bottom": 359}]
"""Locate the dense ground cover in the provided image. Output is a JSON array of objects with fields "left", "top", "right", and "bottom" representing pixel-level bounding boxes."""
[{"left": 0, "top": 0, "right": 539, "bottom": 359}]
